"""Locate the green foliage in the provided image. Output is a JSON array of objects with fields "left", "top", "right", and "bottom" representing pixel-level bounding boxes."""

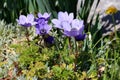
[
  {"left": 52, "top": 65, "right": 75, "bottom": 80},
  {"left": 0, "top": 0, "right": 78, "bottom": 23},
  {"left": 0, "top": 20, "right": 22, "bottom": 47},
  {"left": 0, "top": 0, "right": 28, "bottom": 23},
  {"left": 0, "top": 45, "right": 19, "bottom": 79},
  {"left": 78, "top": 0, "right": 100, "bottom": 31},
  {"left": 0, "top": 0, "right": 120, "bottom": 80},
  {"left": 10, "top": 42, "right": 39, "bottom": 67},
  {"left": 0, "top": 28, "right": 120, "bottom": 80}
]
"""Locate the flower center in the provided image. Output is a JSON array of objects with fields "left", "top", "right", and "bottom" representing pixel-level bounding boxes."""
[{"left": 40, "top": 29, "right": 46, "bottom": 34}]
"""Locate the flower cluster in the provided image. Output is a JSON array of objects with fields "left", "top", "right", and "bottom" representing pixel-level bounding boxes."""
[
  {"left": 17, "top": 13, "right": 51, "bottom": 35},
  {"left": 17, "top": 13, "right": 54, "bottom": 44},
  {"left": 52, "top": 12, "right": 86, "bottom": 41},
  {"left": 17, "top": 11, "right": 86, "bottom": 43}
]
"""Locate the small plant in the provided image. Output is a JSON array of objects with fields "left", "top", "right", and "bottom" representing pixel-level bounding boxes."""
[{"left": 0, "top": 1, "right": 120, "bottom": 80}]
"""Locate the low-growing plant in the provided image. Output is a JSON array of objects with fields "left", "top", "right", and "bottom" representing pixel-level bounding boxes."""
[{"left": 0, "top": 1, "right": 120, "bottom": 80}]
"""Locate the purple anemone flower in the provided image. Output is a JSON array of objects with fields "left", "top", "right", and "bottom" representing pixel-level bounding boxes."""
[
  {"left": 35, "top": 23, "right": 51, "bottom": 35},
  {"left": 52, "top": 11, "right": 86, "bottom": 40},
  {"left": 35, "top": 13, "right": 51, "bottom": 23},
  {"left": 38, "top": 13, "right": 51, "bottom": 20},
  {"left": 52, "top": 11, "right": 73, "bottom": 30},
  {"left": 17, "top": 14, "right": 36, "bottom": 27},
  {"left": 35, "top": 13, "right": 51, "bottom": 35},
  {"left": 63, "top": 19, "right": 84, "bottom": 37}
]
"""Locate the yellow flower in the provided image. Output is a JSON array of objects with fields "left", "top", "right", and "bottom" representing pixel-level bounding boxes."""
[{"left": 105, "top": 5, "right": 118, "bottom": 14}]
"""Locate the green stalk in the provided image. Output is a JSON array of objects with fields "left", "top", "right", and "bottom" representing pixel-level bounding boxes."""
[
  {"left": 73, "top": 37, "right": 78, "bottom": 71},
  {"left": 68, "top": 37, "right": 72, "bottom": 50},
  {"left": 112, "top": 14, "right": 117, "bottom": 38},
  {"left": 25, "top": 27, "right": 30, "bottom": 45}
]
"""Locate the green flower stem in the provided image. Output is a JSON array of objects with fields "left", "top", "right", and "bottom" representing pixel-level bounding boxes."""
[
  {"left": 68, "top": 37, "right": 72, "bottom": 50},
  {"left": 112, "top": 14, "right": 117, "bottom": 38},
  {"left": 25, "top": 28, "right": 30, "bottom": 45},
  {"left": 73, "top": 37, "right": 78, "bottom": 71}
]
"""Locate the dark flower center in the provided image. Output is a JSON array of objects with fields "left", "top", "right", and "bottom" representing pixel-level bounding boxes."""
[{"left": 40, "top": 29, "right": 46, "bottom": 34}]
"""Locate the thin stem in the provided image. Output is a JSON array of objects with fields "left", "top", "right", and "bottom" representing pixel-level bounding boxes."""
[
  {"left": 68, "top": 37, "right": 71, "bottom": 50},
  {"left": 112, "top": 14, "right": 117, "bottom": 38},
  {"left": 92, "top": 36, "right": 103, "bottom": 49},
  {"left": 25, "top": 28, "right": 30, "bottom": 45},
  {"left": 73, "top": 37, "right": 78, "bottom": 72}
]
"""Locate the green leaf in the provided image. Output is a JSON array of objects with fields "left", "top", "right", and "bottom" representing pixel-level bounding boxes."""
[{"left": 28, "top": 0, "right": 35, "bottom": 13}]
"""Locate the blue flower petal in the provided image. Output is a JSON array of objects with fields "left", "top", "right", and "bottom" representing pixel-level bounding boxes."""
[
  {"left": 75, "top": 34, "right": 86, "bottom": 41},
  {"left": 44, "top": 36, "right": 54, "bottom": 44}
]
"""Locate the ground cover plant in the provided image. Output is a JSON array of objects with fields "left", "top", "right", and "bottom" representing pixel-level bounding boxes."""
[{"left": 0, "top": 0, "right": 120, "bottom": 80}]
